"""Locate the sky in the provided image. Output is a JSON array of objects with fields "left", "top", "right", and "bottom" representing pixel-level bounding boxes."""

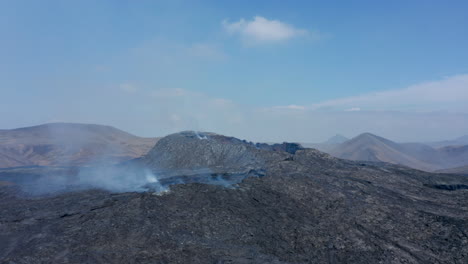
[{"left": 1, "top": 0, "right": 468, "bottom": 142}]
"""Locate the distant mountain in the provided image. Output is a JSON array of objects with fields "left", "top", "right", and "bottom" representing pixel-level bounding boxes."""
[
  {"left": 329, "top": 133, "right": 440, "bottom": 171},
  {"left": 324, "top": 134, "right": 349, "bottom": 144},
  {"left": 437, "top": 145, "right": 468, "bottom": 168},
  {"left": 427, "top": 135, "right": 468, "bottom": 148},
  {"left": 0, "top": 123, "right": 159, "bottom": 168},
  {"left": 327, "top": 133, "right": 468, "bottom": 172},
  {"left": 301, "top": 134, "right": 349, "bottom": 153}
]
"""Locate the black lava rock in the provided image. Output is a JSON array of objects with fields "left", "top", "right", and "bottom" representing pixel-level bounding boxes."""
[{"left": 1, "top": 132, "right": 467, "bottom": 263}]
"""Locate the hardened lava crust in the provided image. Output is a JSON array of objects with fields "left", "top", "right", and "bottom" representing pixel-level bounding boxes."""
[{"left": 0, "top": 131, "right": 467, "bottom": 263}]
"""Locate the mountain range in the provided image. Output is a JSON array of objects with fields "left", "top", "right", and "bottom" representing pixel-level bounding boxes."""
[
  {"left": 310, "top": 133, "right": 468, "bottom": 172},
  {"left": 0, "top": 123, "right": 159, "bottom": 168},
  {"left": 301, "top": 134, "right": 350, "bottom": 153},
  {"left": 426, "top": 135, "right": 468, "bottom": 148},
  {"left": 1, "top": 130, "right": 467, "bottom": 263},
  {"left": 0, "top": 123, "right": 467, "bottom": 174}
]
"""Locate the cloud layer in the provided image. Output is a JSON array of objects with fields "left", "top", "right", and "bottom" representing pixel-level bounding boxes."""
[
  {"left": 106, "top": 73, "right": 468, "bottom": 143},
  {"left": 223, "top": 16, "right": 308, "bottom": 44},
  {"left": 312, "top": 74, "right": 468, "bottom": 112},
  {"left": 38, "top": 73, "right": 468, "bottom": 144}
]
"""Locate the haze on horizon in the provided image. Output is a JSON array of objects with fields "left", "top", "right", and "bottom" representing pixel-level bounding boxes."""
[{"left": 1, "top": 0, "right": 468, "bottom": 143}]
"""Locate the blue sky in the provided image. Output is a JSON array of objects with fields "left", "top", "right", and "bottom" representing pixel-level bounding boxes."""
[{"left": 1, "top": 0, "right": 468, "bottom": 142}]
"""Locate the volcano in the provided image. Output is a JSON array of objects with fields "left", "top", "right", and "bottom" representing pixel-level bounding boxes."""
[{"left": 0, "top": 131, "right": 467, "bottom": 263}]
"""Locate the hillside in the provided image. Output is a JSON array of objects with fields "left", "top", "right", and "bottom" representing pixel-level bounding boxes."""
[
  {"left": 329, "top": 133, "right": 440, "bottom": 171},
  {"left": 427, "top": 135, "right": 468, "bottom": 148},
  {"left": 327, "top": 133, "right": 468, "bottom": 172},
  {"left": 1, "top": 131, "right": 467, "bottom": 263},
  {"left": 301, "top": 134, "right": 349, "bottom": 153},
  {"left": 437, "top": 145, "right": 468, "bottom": 168},
  {"left": 436, "top": 165, "right": 468, "bottom": 174},
  {"left": 0, "top": 123, "right": 159, "bottom": 168}
]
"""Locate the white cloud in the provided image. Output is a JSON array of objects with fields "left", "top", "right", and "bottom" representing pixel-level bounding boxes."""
[
  {"left": 345, "top": 107, "right": 361, "bottom": 112},
  {"left": 312, "top": 74, "right": 468, "bottom": 112},
  {"left": 274, "top": 104, "right": 306, "bottom": 110},
  {"left": 223, "top": 16, "right": 308, "bottom": 44},
  {"left": 212, "top": 98, "right": 234, "bottom": 107},
  {"left": 129, "top": 74, "right": 468, "bottom": 142},
  {"left": 33, "top": 70, "right": 468, "bottom": 143},
  {"left": 119, "top": 83, "right": 138, "bottom": 93}
]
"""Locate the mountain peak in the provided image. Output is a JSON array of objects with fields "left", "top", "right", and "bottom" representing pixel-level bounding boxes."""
[
  {"left": 356, "top": 132, "right": 379, "bottom": 138},
  {"left": 0, "top": 123, "right": 159, "bottom": 168},
  {"left": 143, "top": 131, "right": 296, "bottom": 172},
  {"left": 353, "top": 132, "right": 398, "bottom": 143},
  {"left": 349, "top": 132, "right": 387, "bottom": 143},
  {"left": 324, "top": 134, "right": 349, "bottom": 144}
]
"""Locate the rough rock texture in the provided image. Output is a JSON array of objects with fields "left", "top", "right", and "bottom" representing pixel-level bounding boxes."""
[
  {"left": 142, "top": 131, "right": 290, "bottom": 175},
  {"left": 1, "top": 131, "right": 468, "bottom": 263}
]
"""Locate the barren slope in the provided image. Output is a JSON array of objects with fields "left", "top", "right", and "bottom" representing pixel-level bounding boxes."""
[
  {"left": 0, "top": 123, "right": 159, "bottom": 168},
  {"left": 330, "top": 133, "right": 439, "bottom": 171}
]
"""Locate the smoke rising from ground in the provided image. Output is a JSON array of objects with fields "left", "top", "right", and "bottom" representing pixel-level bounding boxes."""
[
  {"left": 2, "top": 124, "right": 167, "bottom": 195},
  {"left": 7, "top": 131, "right": 268, "bottom": 196},
  {"left": 10, "top": 165, "right": 166, "bottom": 196},
  {"left": 13, "top": 163, "right": 249, "bottom": 196}
]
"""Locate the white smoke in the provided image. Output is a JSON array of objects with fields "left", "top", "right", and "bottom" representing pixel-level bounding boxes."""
[
  {"left": 14, "top": 164, "right": 168, "bottom": 196},
  {"left": 194, "top": 131, "right": 208, "bottom": 140},
  {"left": 145, "top": 171, "right": 158, "bottom": 183}
]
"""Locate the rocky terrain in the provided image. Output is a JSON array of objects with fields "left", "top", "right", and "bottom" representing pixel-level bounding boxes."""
[
  {"left": 0, "top": 131, "right": 467, "bottom": 263},
  {"left": 0, "top": 123, "right": 159, "bottom": 168}
]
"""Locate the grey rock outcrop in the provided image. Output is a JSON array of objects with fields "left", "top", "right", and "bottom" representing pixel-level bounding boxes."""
[{"left": 142, "top": 131, "right": 291, "bottom": 175}]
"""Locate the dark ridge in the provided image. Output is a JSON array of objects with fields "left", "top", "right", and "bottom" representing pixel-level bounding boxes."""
[
  {"left": 424, "top": 183, "right": 468, "bottom": 191},
  {"left": 254, "top": 142, "right": 304, "bottom": 154},
  {"left": 142, "top": 131, "right": 293, "bottom": 173}
]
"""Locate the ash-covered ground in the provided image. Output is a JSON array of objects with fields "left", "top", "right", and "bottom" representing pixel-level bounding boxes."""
[{"left": 1, "top": 131, "right": 467, "bottom": 263}]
